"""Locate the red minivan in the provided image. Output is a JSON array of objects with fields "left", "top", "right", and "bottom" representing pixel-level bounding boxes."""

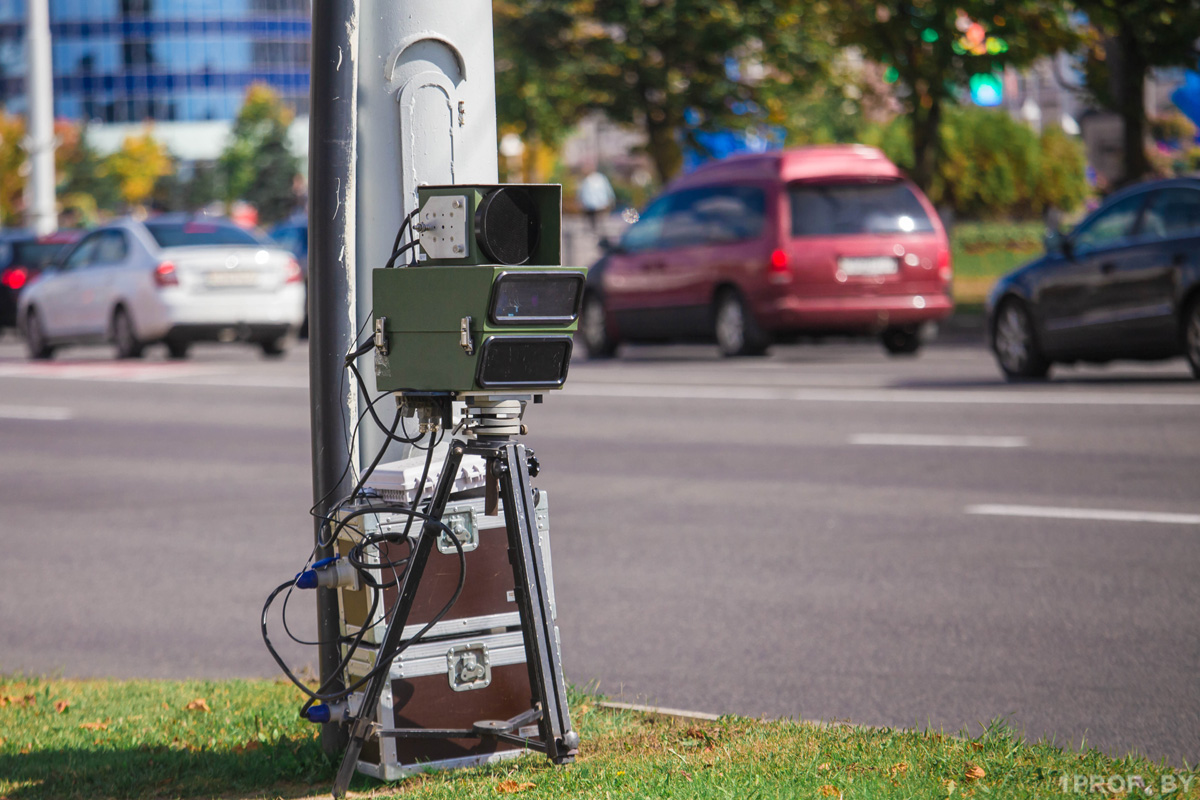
[{"left": 581, "top": 145, "right": 953, "bottom": 357}]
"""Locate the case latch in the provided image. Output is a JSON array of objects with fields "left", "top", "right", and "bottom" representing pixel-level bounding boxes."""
[
  {"left": 447, "top": 643, "right": 491, "bottom": 691},
  {"left": 438, "top": 508, "right": 480, "bottom": 554}
]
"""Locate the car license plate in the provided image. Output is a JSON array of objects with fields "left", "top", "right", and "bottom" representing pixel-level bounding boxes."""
[
  {"left": 838, "top": 256, "right": 898, "bottom": 276},
  {"left": 205, "top": 270, "right": 260, "bottom": 288}
]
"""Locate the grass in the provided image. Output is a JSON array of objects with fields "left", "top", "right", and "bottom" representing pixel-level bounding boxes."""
[
  {"left": 3, "top": 676, "right": 1197, "bottom": 799},
  {"left": 949, "top": 221, "right": 1045, "bottom": 307}
]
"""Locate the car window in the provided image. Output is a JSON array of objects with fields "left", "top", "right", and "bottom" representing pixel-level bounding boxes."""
[
  {"left": 620, "top": 194, "right": 673, "bottom": 253},
  {"left": 92, "top": 231, "right": 128, "bottom": 264},
  {"left": 789, "top": 180, "right": 934, "bottom": 236},
  {"left": 11, "top": 240, "right": 68, "bottom": 269},
  {"left": 1140, "top": 188, "right": 1200, "bottom": 240},
  {"left": 61, "top": 234, "right": 102, "bottom": 272},
  {"left": 1071, "top": 193, "right": 1146, "bottom": 253},
  {"left": 662, "top": 185, "right": 766, "bottom": 247},
  {"left": 144, "top": 221, "right": 265, "bottom": 248}
]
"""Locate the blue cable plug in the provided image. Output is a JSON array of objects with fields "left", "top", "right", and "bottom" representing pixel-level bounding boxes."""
[
  {"left": 304, "top": 705, "right": 331, "bottom": 723},
  {"left": 295, "top": 556, "right": 340, "bottom": 589}
]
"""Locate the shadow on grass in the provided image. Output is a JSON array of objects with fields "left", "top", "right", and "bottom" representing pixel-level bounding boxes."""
[{"left": 0, "top": 737, "right": 378, "bottom": 800}]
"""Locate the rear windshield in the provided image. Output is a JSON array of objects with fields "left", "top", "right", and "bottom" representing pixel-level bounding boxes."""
[
  {"left": 145, "top": 221, "right": 264, "bottom": 248},
  {"left": 789, "top": 181, "right": 934, "bottom": 236}
]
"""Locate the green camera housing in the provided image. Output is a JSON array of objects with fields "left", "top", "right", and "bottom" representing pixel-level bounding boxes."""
[
  {"left": 372, "top": 183, "right": 584, "bottom": 394},
  {"left": 373, "top": 266, "right": 586, "bottom": 393}
]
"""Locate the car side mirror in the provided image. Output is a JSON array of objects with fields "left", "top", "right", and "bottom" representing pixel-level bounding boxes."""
[{"left": 1044, "top": 229, "right": 1072, "bottom": 259}]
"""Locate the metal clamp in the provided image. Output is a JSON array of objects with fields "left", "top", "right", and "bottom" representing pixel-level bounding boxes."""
[
  {"left": 374, "top": 316, "right": 389, "bottom": 355},
  {"left": 460, "top": 315, "right": 474, "bottom": 355}
]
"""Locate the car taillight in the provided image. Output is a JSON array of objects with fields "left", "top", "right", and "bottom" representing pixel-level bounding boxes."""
[
  {"left": 153, "top": 261, "right": 179, "bottom": 287},
  {"left": 1, "top": 266, "right": 28, "bottom": 290},
  {"left": 936, "top": 248, "right": 952, "bottom": 284},
  {"left": 285, "top": 257, "right": 303, "bottom": 284},
  {"left": 767, "top": 249, "right": 791, "bottom": 285}
]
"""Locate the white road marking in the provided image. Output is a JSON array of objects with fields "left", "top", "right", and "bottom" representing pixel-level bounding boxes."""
[
  {"left": 0, "top": 404, "right": 73, "bottom": 421},
  {"left": 966, "top": 504, "right": 1200, "bottom": 526},
  {"left": 851, "top": 433, "right": 1028, "bottom": 448},
  {"left": 565, "top": 382, "right": 1200, "bottom": 407}
]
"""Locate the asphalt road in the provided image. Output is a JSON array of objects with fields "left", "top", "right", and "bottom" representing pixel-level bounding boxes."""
[{"left": 0, "top": 331, "right": 1197, "bottom": 765}]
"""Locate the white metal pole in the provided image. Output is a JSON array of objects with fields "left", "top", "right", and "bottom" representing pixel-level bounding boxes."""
[
  {"left": 25, "top": 0, "right": 56, "bottom": 235},
  {"left": 354, "top": 0, "right": 500, "bottom": 462}
]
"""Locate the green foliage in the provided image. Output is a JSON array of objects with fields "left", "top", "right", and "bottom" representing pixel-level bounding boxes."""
[
  {"left": 0, "top": 111, "right": 27, "bottom": 225},
  {"left": 101, "top": 130, "right": 175, "bottom": 209},
  {"left": 531, "top": 0, "right": 832, "bottom": 184},
  {"left": 864, "top": 107, "right": 1087, "bottom": 220},
  {"left": 494, "top": 0, "right": 594, "bottom": 168},
  {"left": 831, "top": 0, "right": 1077, "bottom": 191},
  {"left": 217, "top": 84, "right": 300, "bottom": 225},
  {"left": 56, "top": 124, "right": 121, "bottom": 219}
]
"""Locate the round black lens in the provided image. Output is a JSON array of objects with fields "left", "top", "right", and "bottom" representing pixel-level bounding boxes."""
[{"left": 475, "top": 187, "right": 540, "bottom": 265}]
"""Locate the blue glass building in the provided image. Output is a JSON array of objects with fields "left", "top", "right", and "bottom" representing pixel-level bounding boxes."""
[{"left": 0, "top": 0, "right": 311, "bottom": 123}]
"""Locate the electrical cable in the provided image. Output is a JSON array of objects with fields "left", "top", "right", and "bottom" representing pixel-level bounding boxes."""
[
  {"left": 383, "top": 240, "right": 419, "bottom": 270},
  {"left": 262, "top": 501, "right": 467, "bottom": 709}
]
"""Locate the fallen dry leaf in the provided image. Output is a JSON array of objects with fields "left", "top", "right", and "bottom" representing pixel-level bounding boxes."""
[
  {"left": 185, "top": 698, "right": 211, "bottom": 713},
  {"left": 944, "top": 778, "right": 957, "bottom": 795},
  {"left": 0, "top": 695, "right": 10, "bottom": 707},
  {"left": 889, "top": 762, "right": 909, "bottom": 777},
  {"left": 576, "top": 704, "right": 591, "bottom": 716},
  {"left": 21, "top": 694, "right": 36, "bottom": 707},
  {"left": 495, "top": 779, "right": 536, "bottom": 794},
  {"left": 971, "top": 742, "right": 984, "bottom": 751},
  {"left": 818, "top": 762, "right": 832, "bottom": 772},
  {"left": 232, "top": 741, "right": 262, "bottom": 754},
  {"left": 54, "top": 700, "right": 70, "bottom": 713},
  {"left": 19, "top": 745, "right": 32, "bottom": 755},
  {"left": 964, "top": 764, "right": 986, "bottom": 781},
  {"left": 819, "top": 785, "right": 840, "bottom": 797},
  {"left": 80, "top": 721, "right": 108, "bottom": 731}
]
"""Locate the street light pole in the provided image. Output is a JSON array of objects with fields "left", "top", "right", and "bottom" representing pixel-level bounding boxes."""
[
  {"left": 352, "top": 0, "right": 500, "bottom": 461},
  {"left": 307, "top": 0, "right": 359, "bottom": 754},
  {"left": 25, "top": 0, "right": 56, "bottom": 236}
]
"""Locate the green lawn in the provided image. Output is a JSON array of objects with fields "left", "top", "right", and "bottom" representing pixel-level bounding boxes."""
[
  {"left": 950, "top": 221, "right": 1045, "bottom": 306},
  {"left": 3, "top": 676, "right": 1196, "bottom": 799}
]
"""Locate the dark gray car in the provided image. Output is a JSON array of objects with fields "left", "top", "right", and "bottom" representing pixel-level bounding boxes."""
[{"left": 987, "top": 178, "right": 1200, "bottom": 380}]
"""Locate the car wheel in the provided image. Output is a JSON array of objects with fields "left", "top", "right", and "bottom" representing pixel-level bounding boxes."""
[
  {"left": 23, "top": 308, "right": 54, "bottom": 360},
  {"left": 580, "top": 294, "right": 618, "bottom": 358},
  {"left": 714, "top": 289, "right": 769, "bottom": 357},
  {"left": 112, "top": 307, "right": 144, "bottom": 359},
  {"left": 1184, "top": 295, "right": 1200, "bottom": 379},
  {"left": 260, "top": 337, "right": 288, "bottom": 358},
  {"left": 166, "top": 338, "right": 191, "bottom": 360},
  {"left": 881, "top": 326, "right": 921, "bottom": 356},
  {"left": 992, "top": 299, "right": 1049, "bottom": 380}
]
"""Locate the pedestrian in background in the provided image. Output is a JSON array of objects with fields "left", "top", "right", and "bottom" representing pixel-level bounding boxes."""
[{"left": 578, "top": 165, "right": 615, "bottom": 233}]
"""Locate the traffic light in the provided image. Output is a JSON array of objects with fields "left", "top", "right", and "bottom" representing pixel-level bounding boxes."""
[
  {"left": 372, "top": 184, "right": 585, "bottom": 393},
  {"left": 969, "top": 73, "right": 1003, "bottom": 107}
]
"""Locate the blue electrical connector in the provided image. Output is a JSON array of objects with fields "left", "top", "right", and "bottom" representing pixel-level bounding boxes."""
[{"left": 295, "top": 556, "right": 340, "bottom": 589}]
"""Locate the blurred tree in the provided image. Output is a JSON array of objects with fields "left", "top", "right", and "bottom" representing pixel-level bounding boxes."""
[
  {"left": 218, "top": 84, "right": 300, "bottom": 224},
  {"left": 568, "top": 0, "right": 832, "bottom": 183},
  {"left": 103, "top": 130, "right": 174, "bottom": 209},
  {"left": 864, "top": 106, "right": 1087, "bottom": 218},
  {"left": 833, "top": 0, "right": 1077, "bottom": 193},
  {"left": 56, "top": 122, "right": 121, "bottom": 217},
  {"left": 494, "top": 0, "right": 596, "bottom": 181},
  {"left": 0, "top": 111, "right": 26, "bottom": 225},
  {"left": 1075, "top": 0, "right": 1200, "bottom": 185}
]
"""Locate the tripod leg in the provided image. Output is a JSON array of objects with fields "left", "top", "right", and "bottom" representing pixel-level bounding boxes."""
[
  {"left": 332, "top": 441, "right": 466, "bottom": 798},
  {"left": 497, "top": 443, "right": 579, "bottom": 762}
]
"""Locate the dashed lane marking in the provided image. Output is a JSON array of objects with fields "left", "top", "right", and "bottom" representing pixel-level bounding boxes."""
[
  {"left": 851, "top": 433, "right": 1028, "bottom": 448},
  {"left": 0, "top": 404, "right": 72, "bottom": 421},
  {"left": 966, "top": 504, "right": 1200, "bottom": 526}
]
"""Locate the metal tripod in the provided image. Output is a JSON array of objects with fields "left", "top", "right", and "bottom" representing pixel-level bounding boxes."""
[{"left": 332, "top": 430, "right": 578, "bottom": 797}]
